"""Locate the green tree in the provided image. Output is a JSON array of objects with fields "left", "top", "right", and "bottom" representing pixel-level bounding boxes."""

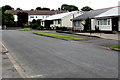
[
  {"left": 2, "top": 5, "right": 14, "bottom": 13},
  {"left": 58, "top": 8, "right": 61, "bottom": 11},
  {"left": 61, "top": 4, "right": 79, "bottom": 11},
  {"left": 16, "top": 8, "right": 22, "bottom": 10},
  {"left": 36, "top": 7, "right": 50, "bottom": 10},
  {"left": 2, "top": 12, "right": 14, "bottom": 27},
  {"left": 36, "top": 7, "right": 42, "bottom": 10},
  {"left": 32, "top": 19, "right": 37, "bottom": 24},
  {"left": 81, "top": 6, "right": 93, "bottom": 11},
  {"left": 42, "top": 8, "right": 50, "bottom": 10},
  {"left": 17, "top": 12, "right": 28, "bottom": 28}
]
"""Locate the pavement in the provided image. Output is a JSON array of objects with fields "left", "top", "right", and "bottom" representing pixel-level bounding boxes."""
[
  {"left": 1, "top": 30, "right": 118, "bottom": 78},
  {"left": 1, "top": 42, "right": 21, "bottom": 78},
  {"left": 76, "top": 32, "right": 119, "bottom": 40}
]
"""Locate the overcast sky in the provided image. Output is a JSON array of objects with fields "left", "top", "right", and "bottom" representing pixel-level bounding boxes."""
[{"left": 1, "top": 0, "right": 120, "bottom": 10}]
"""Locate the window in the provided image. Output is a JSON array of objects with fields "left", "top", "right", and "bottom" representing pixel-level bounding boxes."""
[
  {"left": 30, "top": 16, "right": 34, "bottom": 18},
  {"left": 103, "top": 19, "right": 107, "bottom": 25},
  {"left": 97, "top": 19, "right": 110, "bottom": 25},
  {"left": 74, "top": 21, "right": 80, "bottom": 26},
  {"left": 36, "top": 16, "right": 37, "bottom": 18}
]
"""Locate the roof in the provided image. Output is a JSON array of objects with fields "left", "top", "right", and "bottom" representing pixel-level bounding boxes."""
[
  {"left": 44, "top": 11, "right": 82, "bottom": 20},
  {"left": 6, "top": 10, "right": 66, "bottom": 15},
  {"left": 95, "top": 6, "right": 120, "bottom": 18},
  {"left": 72, "top": 7, "right": 113, "bottom": 20}
]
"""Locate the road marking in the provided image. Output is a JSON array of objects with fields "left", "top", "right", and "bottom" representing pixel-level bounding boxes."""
[{"left": 30, "top": 75, "right": 43, "bottom": 78}]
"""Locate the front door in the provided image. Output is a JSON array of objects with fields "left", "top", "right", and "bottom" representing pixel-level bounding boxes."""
[{"left": 112, "top": 17, "right": 118, "bottom": 31}]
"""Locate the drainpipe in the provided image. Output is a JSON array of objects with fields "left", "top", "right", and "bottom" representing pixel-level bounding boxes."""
[{"left": 72, "top": 14, "right": 75, "bottom": 31}]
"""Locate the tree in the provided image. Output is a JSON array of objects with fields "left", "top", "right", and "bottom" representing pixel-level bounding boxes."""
[
  {"left": 17, "top": 12, "right": 28, "bottom": 28},
  {"left": 2, "top": 5, "right": 14, "bottom": 13},
  {"left": 1, "top": 5, "right": 14, "bottom": 27},
  {"left": 2, "top": 12, "right": 14, "bottom": 27},
  {"left": 36, "top": 7, "right": 42, "bottom": 10},
  {"left": 42, "top": 8, "right": 50, "bottom": 10},
  {"left": 58, "top": 8, "right": 61, "bottom": 11},
  {"left": 31, "top": 9, "right": 34, "bottom": 11},
  {"left": 81, "top": 6, "right": 93, "bottom": 11},
  {"left": 61, "top": 4, "right": 79, "bottom": 11},
  {"left": 16, "top": 8, "right": 22, "bottom": 10},
  {"left": 36, "top": 7, "right": 50, "bottom": 10}
]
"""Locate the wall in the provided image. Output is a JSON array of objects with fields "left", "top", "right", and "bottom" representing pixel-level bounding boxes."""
[
  {"left": 13, "top": 15, "right": 50, "bottom": 22},
  {"left": 50, "top": 20, "right": 61, "bottom": 27},
  {"left": 95, "top": 18, "right": 112, "bottom": 31},
  {"left": 91, "top": 19, "right": 97, "bottom": 30},
  {"left": 28, "top": 15, "right": 50, "bottom": 21},
  {"left": 62, "top": 12, "right": 81, "bottom": 28},
  {"left": 14, "top": 15, "right": 17, "bottom": 21}
]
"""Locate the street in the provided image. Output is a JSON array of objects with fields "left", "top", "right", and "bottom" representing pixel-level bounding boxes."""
[{"left": 2, "top": 30, "right": 118, "bottom": 78}]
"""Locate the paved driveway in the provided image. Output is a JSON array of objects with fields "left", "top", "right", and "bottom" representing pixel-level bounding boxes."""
[{"left": 2, "top": 30, "right": 118, "bottom": 78}]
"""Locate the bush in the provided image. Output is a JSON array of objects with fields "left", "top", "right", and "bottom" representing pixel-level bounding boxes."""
[
  {"left": 24, "top": 23, "right": 30, "bottom": 28},
  {"left": 95, "top": 26, "right": 99, "bottom": 32},
  {"left": 31, "top": 23, "right": 39, "bottom": 29}
]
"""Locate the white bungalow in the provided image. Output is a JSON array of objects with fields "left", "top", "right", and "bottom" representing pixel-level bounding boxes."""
[
  {"left": 42, "top": 11, "right": 83, "bottom": 29},
  {"left": 95, "top": 6, "right": 120, "bottom": 31},
  {"left": 72, "top": 6, "right": 120, "bottom": 32}
]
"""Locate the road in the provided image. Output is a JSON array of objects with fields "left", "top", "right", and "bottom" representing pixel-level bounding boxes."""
[{"left": 2, "top": 30, "right": 118, "bottom": 78}]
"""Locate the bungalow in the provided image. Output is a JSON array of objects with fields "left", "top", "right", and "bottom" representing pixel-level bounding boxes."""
[
  {"left": 72, "top": 6, "right": 120, "bottom": 32},
  {"left": 6, "top": 10, "right": 66, "bottom": 22},
  {"left": 42, "top": 11, "right": 84, "bottom": 29},
  {"left": 95, "top": 6, "right": 120, "bottom": 31}
]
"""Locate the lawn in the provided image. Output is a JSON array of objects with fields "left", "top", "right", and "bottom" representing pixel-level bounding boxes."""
[
  {"left": 33, "top": 32, "right": 90, "bottom": 40},
  {"left": 109, "top": 46, "right": 120, "bottom": 50}
]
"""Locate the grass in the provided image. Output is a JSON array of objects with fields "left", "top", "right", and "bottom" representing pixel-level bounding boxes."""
[
  {"left": 109, "top": 46, "right": 120, "bottom": 50},
  {"left": 19, "top": 28, "right": 32, "bottom": 31},
  {"left": 33, "top": 32, "right": 90, "bottom": 40}
]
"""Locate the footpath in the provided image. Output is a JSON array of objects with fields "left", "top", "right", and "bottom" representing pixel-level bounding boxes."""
[
  {"left": 1, "top": 42, "right": 21, "bottom": 78},
  {"left": 76, "top": 32, "right": 119, "bottom": 40}
]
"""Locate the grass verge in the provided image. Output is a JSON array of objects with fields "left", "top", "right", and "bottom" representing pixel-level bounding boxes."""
[
  {"left": 33, "top": 32, "right": 90, "bottom": 41},
  {"left": 109, "top": 46, "right": 120, "bottom": 50}
]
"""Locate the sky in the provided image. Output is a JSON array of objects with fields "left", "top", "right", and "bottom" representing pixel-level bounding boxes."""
[{"left": 0, "top": 0, "right": 120, "bottom": 10}]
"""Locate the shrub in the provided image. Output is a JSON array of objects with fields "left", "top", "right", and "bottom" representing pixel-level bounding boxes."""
[
  {"left": 95, "top": 26, "right": 99, "bottom": 32},
  {"left": 24, "top": 23, "right": 30, "bottom": 28},
  {"left": 31, "top": 23, "right": 39, "bottom": 29}
]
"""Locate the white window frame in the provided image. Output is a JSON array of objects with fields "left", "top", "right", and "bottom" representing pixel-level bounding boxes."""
[{"left": 97, "top": 19, "right": 110, "bottom": 26}]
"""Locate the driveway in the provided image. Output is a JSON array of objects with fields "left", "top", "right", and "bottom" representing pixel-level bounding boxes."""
[{"left": 2, "top": 30, "right": 118, "bottom": 78}]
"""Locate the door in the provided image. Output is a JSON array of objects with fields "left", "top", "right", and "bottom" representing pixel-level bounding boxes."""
[{"left": 112, "top": 17, "right": 118, "bottom": 31}]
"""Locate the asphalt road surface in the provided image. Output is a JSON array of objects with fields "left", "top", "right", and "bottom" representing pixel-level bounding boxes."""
[{"left": 2, "top": 30, "right": 118, "bottom": 78}]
